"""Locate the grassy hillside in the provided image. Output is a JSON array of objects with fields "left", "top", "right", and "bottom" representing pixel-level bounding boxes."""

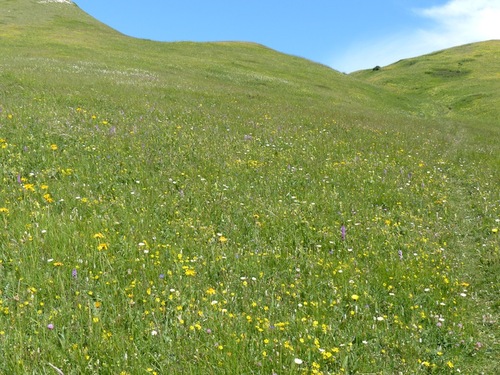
[
  {"left": 1, "top": 1, "right": 413, "bottom": 121},
  {"left": 1, "top": 1, "right": 498, "bottom": 374},
  {"left": 352, "top": 40, "right": 500, "bottom": 124}
]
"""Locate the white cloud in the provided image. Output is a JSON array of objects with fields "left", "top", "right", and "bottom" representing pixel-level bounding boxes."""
[
  {"left": 330, "top": 0, "right": 500, "bottom": 73},
  {"left": 417, "top": 0, "right": 500, "bottom": 43}
]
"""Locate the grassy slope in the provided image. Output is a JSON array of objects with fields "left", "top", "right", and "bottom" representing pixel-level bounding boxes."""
[
  {"left": 352, "top": 40, "right": 500, "bottom": 124},
  {"left": 1, "top": 0, "right": 412, "bottom": 120},
  {"left": 0, "top": 1, "right": 499, "bottom": 374}
]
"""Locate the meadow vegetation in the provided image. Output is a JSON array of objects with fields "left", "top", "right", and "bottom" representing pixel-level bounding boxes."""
[{"left": 0, "top": 1, "right": 498, "bottom": 374}]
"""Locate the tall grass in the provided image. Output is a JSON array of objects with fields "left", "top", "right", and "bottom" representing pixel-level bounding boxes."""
[{"left": 0, "top": 1, "right": 498, "bottom": 374}]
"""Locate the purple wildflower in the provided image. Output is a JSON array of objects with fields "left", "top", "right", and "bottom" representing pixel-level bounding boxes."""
[
  {"left": 398, "top": 250, "right": 403, "bottom": 260},
  {"left": 72, "top": 269, "right": 77, "bottom": 278},
  {"left": 341, "top": 225, "right": 346, "bottom": 241},
  {"left": 47, "top": 323, "right": 54, "bottom": 330}
]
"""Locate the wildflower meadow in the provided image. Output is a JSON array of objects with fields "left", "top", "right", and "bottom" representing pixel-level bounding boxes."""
[{"left": 0, "top": 2, "right": 499, "bottom": 373}]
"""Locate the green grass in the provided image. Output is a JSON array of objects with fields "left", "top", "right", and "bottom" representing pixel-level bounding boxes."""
[
  {"left": 0, "top": 1, "right": 499, "bottom": 374},
  {"left": 352, "top": 40, "right": 500, "bottom": 124}
]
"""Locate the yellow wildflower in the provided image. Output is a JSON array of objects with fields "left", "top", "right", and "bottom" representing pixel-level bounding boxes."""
[
  {"left": 23, "top": 184, "right": 35, "bottom": 192},
  {"left": 185, "top": 268, "right": 196, "bottom": 276},
  {"left": 43, "top": 193, "right": 54, "bottom": 203},
  {"left": 97, "top": 243, "right": 108, "bottom": 251}
]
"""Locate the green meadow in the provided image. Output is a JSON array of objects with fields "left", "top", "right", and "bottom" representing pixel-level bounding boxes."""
[{"left": 0, "top": 1, "right": 498, "bottom": 374}]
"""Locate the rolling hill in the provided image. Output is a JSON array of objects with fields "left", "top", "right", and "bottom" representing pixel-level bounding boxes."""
[
  {"left": 352, "top": 40, "right": 500, "bottom": 124},
  {"left": 0, "top": 1, "right": 498, "bottom": 374}
]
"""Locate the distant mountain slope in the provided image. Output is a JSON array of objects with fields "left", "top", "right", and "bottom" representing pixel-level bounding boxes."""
[
  {"left": 0, "top": 0, "right": 411, "bottom": 127},
  {"left": 352, "top": 40, "right": 500, "bottom": 124},
  {"left": 0, "top": 0, "right": 497, "bottom": 127}
]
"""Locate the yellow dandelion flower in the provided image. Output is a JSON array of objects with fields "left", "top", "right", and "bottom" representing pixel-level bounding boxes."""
[
  {"left": 94, "top": 301, "right": 102, "bottom": 309},
  {"left": 492, "top": 228, "right": 498, "bottom": 234},
  {"left": 43, "top": 193, "right": 54, "bottom": 203},
  {"left": 206, "top": 287, "right": 216, "bottom": 295},
  {"left": 23, "top": 184, "right": 35, "bottom": 192},
  {"left": 185, "top": 268, "right": 196, "bottom": 276},
  {"left": 53, "top": 262, "right": 64, "bottom": 267},
  {"left": 218, "top": 235, "right": 228, "bottom": 244},
  {"left": 351, "top": 294, "right": 359, "bottom": 301},
  {"left": 93, "top": 232, "right": 105, "bottom": 239},
  {"left": 322, "top": 351, "right": 333, "bottom": 360},
  {"left": 0, "top": 207, "right": 9, "bottom": 214},
  {"left": 97, "top": 243, "right": 108, "bottom": 251},
  {"left": 50, "top": 144, "right": 58, "bottom": 151}
]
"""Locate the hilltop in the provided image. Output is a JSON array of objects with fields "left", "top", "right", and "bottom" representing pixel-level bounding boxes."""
[
  {"left": 352, "top": 40, "right": 500, "bottom": 124},
  {"left": 2, "top": 0, "right": 498, "bottom": 128},
  {"left": 0, "top": 0, "right": 415, "bottom": 124}
]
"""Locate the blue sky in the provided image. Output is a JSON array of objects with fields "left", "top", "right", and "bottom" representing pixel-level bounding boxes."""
[{"left": 73, "top": 0, "right": 500, "bottom": 72}]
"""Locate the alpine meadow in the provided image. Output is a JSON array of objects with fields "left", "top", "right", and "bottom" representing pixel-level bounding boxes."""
[{"left": 0, "top": 1, "right": 499, "bottom": 374}]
